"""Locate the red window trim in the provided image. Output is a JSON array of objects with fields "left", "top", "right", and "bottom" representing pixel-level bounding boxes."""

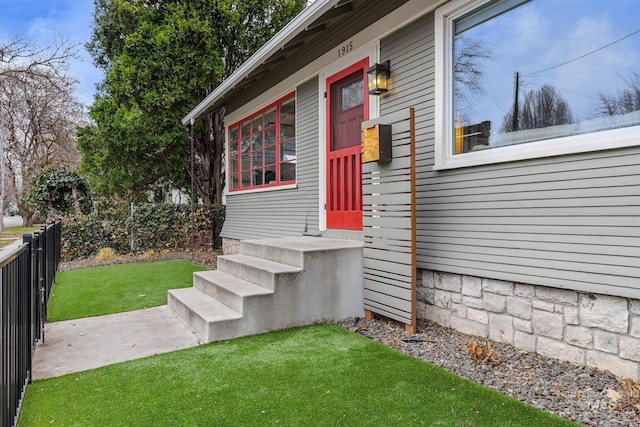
[{"left": 227, "top": 92, "right": 296, "bottom": 192}]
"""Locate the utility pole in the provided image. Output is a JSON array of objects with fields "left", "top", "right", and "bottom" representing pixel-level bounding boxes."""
[{"left": 512, "top": 71, "right": 520, "bottom": 132}]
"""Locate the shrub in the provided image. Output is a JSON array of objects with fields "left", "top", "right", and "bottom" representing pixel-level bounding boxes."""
[
  {"left": 26, "top": 166, "right": 93, "bottom": 217},
  {"left": 61, "top": 203, "right": 225, "bottom": 261}
]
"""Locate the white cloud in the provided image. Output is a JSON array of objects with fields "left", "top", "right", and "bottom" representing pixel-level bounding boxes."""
[{"left": 1, "top": 1, "right": 102, "bottom": 106}]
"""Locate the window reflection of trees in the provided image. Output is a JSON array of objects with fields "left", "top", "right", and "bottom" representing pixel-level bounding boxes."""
[
  {"left": 453, "top": 36, "right": 493, "bottom": 102},
  {"left": 340, "top": 80, "right": 363, "bottom": 111},
  {"left": 229, "top": 95, "right": 295, "bottom": 189},
  {"left": 279, "top": 98, "right": 296, "bottom": 182},
  {"left": 280, "top": 99, "right": 295, "bottom": 120},
  {"left": 241, "top": 121, "right": 251, "bottom": 154},
  {"left": 229, "top": 128, "right": 238, "bottom": 157},
  {"left": 451, "top": 0, "right": 640, "bottom": 154},
  {"left": 501, "top": 84, "right": 574, "bottom": 133},
  {"left": 599, "top": 71, "right": 640, "bottom": 117}
]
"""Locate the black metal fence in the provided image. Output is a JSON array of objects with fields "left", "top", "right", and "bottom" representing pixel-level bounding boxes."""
[{"left": 1, "top": 221, "right": 61, "bottom": 427}]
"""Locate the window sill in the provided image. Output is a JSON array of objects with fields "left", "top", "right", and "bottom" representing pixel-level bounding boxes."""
[
  {"left": 226, "top": 183, "right": 297, "bottom": 196},
  {"left": 434, "top": 126, "right": 640, "bottom": 170}
]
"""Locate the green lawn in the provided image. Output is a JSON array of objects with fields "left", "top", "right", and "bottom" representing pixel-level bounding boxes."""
[
  {"left": 47, "top": 259, "right": 206, "bottom": 321},
  {"left": 22, "top": 260, "right": 577, "bottom": 426},
  {"left": 20, "top": 324, "right": 575, "bottom": 427}
]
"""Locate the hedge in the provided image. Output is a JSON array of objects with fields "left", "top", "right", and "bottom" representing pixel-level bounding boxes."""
[{"left": 61, "top": 204, "right": 225, "bottom": 261}]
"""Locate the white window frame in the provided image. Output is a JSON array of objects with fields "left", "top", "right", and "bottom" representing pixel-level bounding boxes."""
[{"left": 434, "top": 0, "right": 640, "bottom": 170}]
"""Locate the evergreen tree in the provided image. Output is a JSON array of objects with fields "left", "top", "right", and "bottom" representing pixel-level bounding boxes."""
[{"left": 79, "top": 0, "right": 306, "bottom": 203}]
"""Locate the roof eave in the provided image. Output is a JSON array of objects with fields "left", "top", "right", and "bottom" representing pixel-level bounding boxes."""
[{"left": 182, "top": 0, "right": 340, "bottom": 125}]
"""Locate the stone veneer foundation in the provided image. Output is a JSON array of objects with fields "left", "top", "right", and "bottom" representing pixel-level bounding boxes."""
[
  {"left": 223, "top": 237, "right": 640, "bottom": 380},
  {"left": 417, "top": 269, "right": 640, "bottom": 381},
  {"left": 222, "top": 238, "right": 240, "bottom": 255}
]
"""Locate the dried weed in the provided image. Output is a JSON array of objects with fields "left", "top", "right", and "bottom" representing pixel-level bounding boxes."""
[
  {"left": 95, "top": 248, "right": 117, "bottom": 262},
  {"left": 467, "top": 339, "right": 500, "bottom": 365},
  {"left": 618, "top": 377, "right": 640, "bottom": 413}
]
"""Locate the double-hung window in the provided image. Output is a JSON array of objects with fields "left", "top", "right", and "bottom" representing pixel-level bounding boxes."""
[
  {"left": 435, "top": 0, "right": 640, "bottom": 169},
  {"left": 228, "top": 93, "right": 296, "bottom": 191}
]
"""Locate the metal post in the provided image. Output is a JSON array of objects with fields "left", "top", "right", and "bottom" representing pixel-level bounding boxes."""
[{"left": 130, "top": 202, "right": 135, "bottom": 252}]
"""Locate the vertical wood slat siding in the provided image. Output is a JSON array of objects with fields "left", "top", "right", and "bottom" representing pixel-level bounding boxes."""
[
  {"left": 362, "top": 109, "right": 416, "bottom": 329},
  {"left": 381, "top": 13, "right": 640, "bottom": 300},
  {"left": 221, "top": 77, "right": 320, "bottom": 240}
]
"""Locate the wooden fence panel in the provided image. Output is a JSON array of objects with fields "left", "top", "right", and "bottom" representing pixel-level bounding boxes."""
[{"left": 362, "top": 108, "right": 416, "bottom": 332}]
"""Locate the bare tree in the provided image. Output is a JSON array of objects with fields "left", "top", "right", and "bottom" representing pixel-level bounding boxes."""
[
  {"left": 501, "top": 84, "right": 574, "bottom": 133},
  {"left": 0, "top": 68, "right": 84, "bottom": 225},
  {"left": 453, "top": 36, "right": 493, "bottom": 100},
  {"left": 451, "top": 36, "right": 494, "bottom": 126},
  {"left": 598, "top": 71, "right": 640, "bottom": 116},
  {"left": 0, "top": 35, "right": 78, "bottom": 81},
  {"left": 0, "top": 36, "right": 82, "bottom": 226}
]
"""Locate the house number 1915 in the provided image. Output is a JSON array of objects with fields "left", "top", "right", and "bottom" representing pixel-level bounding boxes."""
[{"left": 337, "top": 41, "right": 353, "bottom": 57}]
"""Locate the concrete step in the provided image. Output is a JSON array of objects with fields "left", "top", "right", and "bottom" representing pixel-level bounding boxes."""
[
  {"left": 193, "top": 270, "right": 272, "bottom": 313},
  {"left": 240, "top": 236, "right": 363, "bottom": 267},
  {"left": 168, "top": 236, "right": 364, "bottom": 344},
  {"left": 240, "top": 239, "right": 305, "bottom": 267},
  {"left": 217, "top": 254, "right": 302, "bottom": 290},
  {"left": 168, "top": 287, "right": 241, "bottom": 342}
]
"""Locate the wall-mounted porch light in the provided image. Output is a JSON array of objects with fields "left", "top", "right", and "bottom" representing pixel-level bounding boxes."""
[{"left": 367, "top": 60, "right": 391, "bottom": 95}]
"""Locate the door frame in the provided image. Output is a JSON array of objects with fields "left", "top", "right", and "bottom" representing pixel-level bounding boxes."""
[
  {"left": 318, "top": 42, "right": 380, "bottom": 232},
  {"left": 326, "top": 58, "right": 369, "bottom": 230}
]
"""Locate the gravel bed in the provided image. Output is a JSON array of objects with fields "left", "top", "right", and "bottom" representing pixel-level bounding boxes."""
[{"left": 336, "top": 316, "right": 640, "bottom": 426}]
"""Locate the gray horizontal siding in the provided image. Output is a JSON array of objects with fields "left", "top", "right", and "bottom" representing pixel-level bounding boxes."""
[
  {"left": 382, "top": 12, "right": 640, "bottom": 299},
  {"left": 221, "top": 77, "right": 320, "bottom": 240}
]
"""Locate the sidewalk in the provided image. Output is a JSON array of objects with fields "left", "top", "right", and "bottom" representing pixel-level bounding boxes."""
[{"left": 32, "top": 306, "right": 202, "bottom": 380}]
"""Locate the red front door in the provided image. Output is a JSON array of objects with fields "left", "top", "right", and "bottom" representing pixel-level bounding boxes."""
[{"left": 326, "top": 59, "right": 369, "bottom": 230}]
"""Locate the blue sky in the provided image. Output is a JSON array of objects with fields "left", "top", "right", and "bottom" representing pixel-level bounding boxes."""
[
  {"left": 0, "top": 0, "right": 101, "bottom": 106},
  {"left": 456, "top": 0, "right": 640, "bottom": 130}
]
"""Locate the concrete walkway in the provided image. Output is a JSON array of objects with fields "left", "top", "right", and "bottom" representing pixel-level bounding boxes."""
[{"left": 32, "top": 306, "right": 202, "bottom": 380}]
